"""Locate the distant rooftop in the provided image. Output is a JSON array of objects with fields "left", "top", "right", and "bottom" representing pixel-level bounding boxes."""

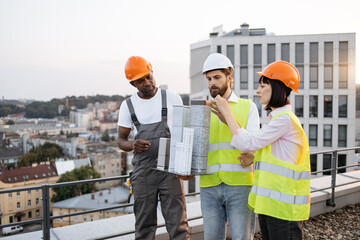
[
  {"left": 52, "top": 186, "right": 133, "bottom": 213},
  {"left": 0, "top": 162, "right": 58, "bottom": 183},
  {"left": 209, "top": 23, "right": 266, "bottom": 38}
]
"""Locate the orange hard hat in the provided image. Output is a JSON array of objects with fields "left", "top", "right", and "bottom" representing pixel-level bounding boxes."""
[
  {"left": 257, "top": 61, "right": 300, "bottom": 93},
  {"left": 125, "top": 56, "right": 152, "bottom": 81}
]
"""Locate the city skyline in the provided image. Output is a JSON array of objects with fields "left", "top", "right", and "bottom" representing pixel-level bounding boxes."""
[{"left": 1, "top": 0, "right": 360, "bottom": 101}]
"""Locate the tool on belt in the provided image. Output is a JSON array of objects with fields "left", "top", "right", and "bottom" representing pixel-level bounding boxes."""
[{"left": 127, "top": 172, "right": 133, "bottom": 203}]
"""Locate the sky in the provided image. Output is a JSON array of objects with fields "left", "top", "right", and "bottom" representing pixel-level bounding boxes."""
[{"left": 0, "top": 0, "right": 360, "bottom": 101}]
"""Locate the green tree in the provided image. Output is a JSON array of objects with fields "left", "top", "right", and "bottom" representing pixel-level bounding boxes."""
[
  {"left": 101, "top": 130, "right": 110, "bottom": 142},
  {"left": 5, "top": 120, "right": 15, "bottom": 125},
  {"left": 51, "top": 165, "right": 101, "bottom": 202},
  {"left": 19, "top": 142, "right": 64, "bottom": 166}
]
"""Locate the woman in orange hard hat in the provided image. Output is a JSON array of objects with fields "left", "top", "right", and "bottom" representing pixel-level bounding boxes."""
[{"left": 212, "top": 61, "right": 311, "bottom": 240}]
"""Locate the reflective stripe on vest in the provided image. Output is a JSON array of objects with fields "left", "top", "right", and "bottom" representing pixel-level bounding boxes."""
[
  {"left": 251, "top": 185, "right": 310, "bottom": 205},
  {"left": 255, "top": 161, "right": 310, "bottom": 181},
  {"left": 208, "top": 142, "right": 236, "bottom": 151},
  {"left": 207, "top": 164, "right": 253, "bottom": 173}
]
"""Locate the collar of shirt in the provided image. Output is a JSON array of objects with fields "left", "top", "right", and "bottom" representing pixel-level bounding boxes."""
[
  {"left": 211, "top": 91, "right": 238, "bottom": 103},
  {"left": 268, "top": 104, "right": 292, "bottom": 122}
]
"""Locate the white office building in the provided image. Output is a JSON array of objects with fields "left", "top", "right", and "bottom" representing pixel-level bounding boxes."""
[{"left": 190, "top": 23, "right": 356, "bottom": 175}]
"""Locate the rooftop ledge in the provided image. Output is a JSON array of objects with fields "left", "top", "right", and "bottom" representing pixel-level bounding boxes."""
[{"left": 3, "top": 171, "right": 360, "bottom": 240}]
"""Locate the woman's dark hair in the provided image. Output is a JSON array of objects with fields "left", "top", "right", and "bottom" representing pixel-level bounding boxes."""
[{"left": 259, "top": 76, "right": 292, "bottom": 111}]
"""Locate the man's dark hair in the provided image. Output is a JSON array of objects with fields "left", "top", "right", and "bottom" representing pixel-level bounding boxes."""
[{"left": 259, "top": 76, "right": 292, "bottom": 111}]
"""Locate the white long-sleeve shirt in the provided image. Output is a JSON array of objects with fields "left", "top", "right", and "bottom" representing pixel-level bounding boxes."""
[{"left": 230, "top": 104, "right": 303, "bottom": 164}]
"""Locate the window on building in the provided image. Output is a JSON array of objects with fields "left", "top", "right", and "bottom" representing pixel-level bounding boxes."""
[
  {"left": 339, "top": 65, "right": 348, "bottom": 88},
  {"left": 339, "top": 41, "right": 348, "bottom": 63},
  {"left": 309, "top": 96, "right": 318, "bottom": 117},
  {"left": 281, "top": 43, "right": 290, "bottom": 62},
  {"left": 74, "top": 216, "right": 78, "bottom": 222},
  {"left": 309, "top": 125, "right": 318, "bottom": 146},
  {"left": 36, "top": 198, "right": 39, "bottom": 205},
  {"left": 324, "top": 96, "right": 333, "bottom": 117},
  {"left": 323, "top": 125, "right": 332, "bottom": 147},
  {"left": 339, "top": 95, "right": 347, "bottom": 118},
  {"left": 17, "top": 192, "right": 20, "bottom": 197},
  {"left": 28, "top": 190, "right": 31, "bottom": 194},
  {"left": 8, "top": 193, "right": 12, "bottom": 198},
  {"left": 240, "top": 95, "right": 248, "bottom": 99},
  {"left": 28, "top": 211, "right": 32, "bottom": 219},
  {"left": 240, "top": 45, "right": 248, "bottom": 65},
  {"left": 324, "top": 42, "right": 333, "bottom": 63},
  {"left": 338, "top": 125, "right": 347, "bottom": 147},
  {"left": 267, "top": 44, "right": 275, "bottom": 64},
  {"left": 253, "top": 67, "right": 262, "bottom": 89},
  {"left": 310, "top": 43, "right": 318, "bottom": 63},
  {"left": 36, "top": 210, "right": 40, "bottom": 217},
  {"left": 240, "top": 67, "right": 248, "bottom": 89},
  {"left": 310, "top": 66, "right": 318, "bottom": 89},
  {"left": 253, "top": 96, "right": 262, "bottom": 117},
  {"left": 90, "top": 216, "right": 94, "bottom": 221},
  {"left": 295, "top": 95, "right": 304, "bottom": 117},
  {"left": 339, "top": 41, "right": 348, "bottom": 89},
  {"left": 323, "top": 154, "right": 332, "bottom": 175},
  {"left": 338, "top": 154, "right": 347, "bottom": 173},
  {"left": 9, "top": 216, "right": 13, "bottom": 223},
  {"left": 254, "top": 44, "right": 262, "bottom": 65},
  {"left": 310, "top": 155, "right": 317, "bottom": 173},
  {"left": 324, "top": 66, "right": 333, "bottom": 89},
  {"left": 83, "top": 216, "right": 87, "bottom": 222},
  {"left": 227, "top": 45, "right": 235, "bottom": 65},
  {"left": 36, "top": 189, "right": 39, "bottom": 194},
  {"left": 296, "top": 66, "right": 304, "bottom": 89},
  {"left": 17, "top": 202, "right": 20, "bottom": 209},
  {"left": 217, "top": 45, "right": 222, "bottom": 54},
  {"left": 240, "top": 45, "right": 248, "bottom": 90},
  {"left": 28, "top": 200, "right": 31, "bottom": 207},
  {"left": 295, "top": 43, "right": 304, "bottom": 64}
]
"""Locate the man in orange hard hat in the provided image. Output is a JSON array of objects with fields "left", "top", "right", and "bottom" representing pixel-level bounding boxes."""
[{"left": 117, "top": 56, "right": 189, "bottom": 240}]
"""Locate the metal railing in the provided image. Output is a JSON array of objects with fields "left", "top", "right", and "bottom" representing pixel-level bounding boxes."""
[{"left": 0, "top": 147, "right": 359, "bottom": 239}]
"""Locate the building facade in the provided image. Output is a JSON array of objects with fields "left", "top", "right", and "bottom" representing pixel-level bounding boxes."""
[
  {"left": 0, "top": 162, "right": 59, "bottom": 225},
  {"left": 190, "top": 23, "right": 356, "bottom": 175}
]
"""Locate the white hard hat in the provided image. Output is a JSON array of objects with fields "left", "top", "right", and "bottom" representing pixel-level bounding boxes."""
[{"left": 202, "top": 53, "right": 234, "bottom": 74}]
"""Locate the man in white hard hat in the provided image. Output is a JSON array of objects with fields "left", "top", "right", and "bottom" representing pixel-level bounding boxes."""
[{"left": 200, "top": 53, "right": 259, "bottom": 239}]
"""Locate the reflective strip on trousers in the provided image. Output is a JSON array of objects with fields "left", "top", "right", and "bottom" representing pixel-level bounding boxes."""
[
  {"left": 208, "top": 142, "right": 236, "bottom": 151},
  {"left": 255, "top": 161, "right": 311, "bottom": 181},
  {"left": 251, "top": 185, "right": 309, "bottom": 205},
  {"left": 207, "top": 164, "right": 252, "bottom": 173}
]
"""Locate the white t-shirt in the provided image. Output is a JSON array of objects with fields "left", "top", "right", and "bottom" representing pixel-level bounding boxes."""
[{"left": 117, "top": 88, "right": 183, "bottom": 134}]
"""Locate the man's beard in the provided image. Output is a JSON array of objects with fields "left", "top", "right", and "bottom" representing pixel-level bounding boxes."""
[{"left": 209, "top": 84, "right": 228, "bottom": 98}]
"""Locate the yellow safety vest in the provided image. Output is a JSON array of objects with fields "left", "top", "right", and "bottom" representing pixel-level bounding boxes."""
[
  {"left": 248, "top": 110, "right": 311, "bottom": 221},
  {"left": 200, "top": 98, "right": 252, "bottom": 188}
]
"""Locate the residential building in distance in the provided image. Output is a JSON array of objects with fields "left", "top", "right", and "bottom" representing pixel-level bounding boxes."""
[
  {"left": 88, "top": 143, "right": 128, "bottom": 190},
  {"left": 0, "top": 162, "right": 59, "bottom": 225},
  {"left": 190, "top": 23, "right": 356, "bottom": 177}
]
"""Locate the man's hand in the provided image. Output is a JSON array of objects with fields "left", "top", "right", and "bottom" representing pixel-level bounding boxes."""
[
  {"left": 176, "top": 175, "right": 195, "bottom": 181},
  {"left": 238, "top": 152, "right": 254, "bottom": 168},
  {"left": 132, "top": 139, "right": 151, "bottom": 153}
]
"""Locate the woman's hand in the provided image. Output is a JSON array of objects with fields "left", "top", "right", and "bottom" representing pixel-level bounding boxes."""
[
  {"left": 211, "top": 100, "right": 227, "bottom": 125},
  {"left": 238, "top": 152, "right": 254, "bottom": 168}
]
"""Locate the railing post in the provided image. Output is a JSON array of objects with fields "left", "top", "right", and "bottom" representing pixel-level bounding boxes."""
[
  {"left": 42, "top": 184, "right": 51, "bottom": 240},
  {"left": 326, "top": 151, "right": 337, "bottom": 207}
]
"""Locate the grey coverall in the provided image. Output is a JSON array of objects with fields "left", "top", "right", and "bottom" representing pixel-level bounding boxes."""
[{"left": 127, "top": 89, "right": 189, "bottom": 240}]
